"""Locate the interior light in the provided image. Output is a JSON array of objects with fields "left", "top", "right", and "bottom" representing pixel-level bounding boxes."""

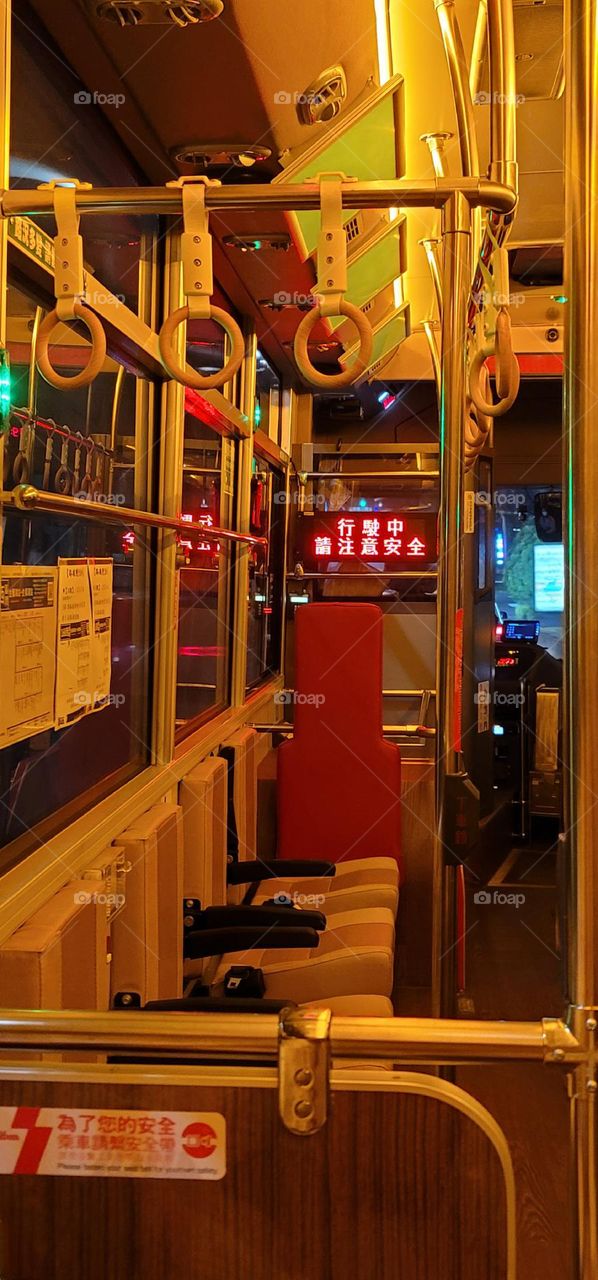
[
  {"left": 0, "top": 350, "right": 11, "bottom": 424},
  {"left": 493, "top": 724, "right": 505, "bottom": 736},
  {"left": 551, "top": 294, "right": 568, "bottom": 305},
  {"left": 374, "top": 0, "right": 392, "bottom": 85},
  {"left": 254, "top": 402, "right": 262, "bottom": 427},
  {"left": 378, "top": 390, "right": 392, "bottom": 404}
]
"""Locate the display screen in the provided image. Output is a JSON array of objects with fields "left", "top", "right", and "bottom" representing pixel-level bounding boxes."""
[
  {"left": 504, "top": 620, "right": 541, "bottom": 643},
  {"left": 534, "top": 543, "right": 565, "bottom": 612},
  {"left": 297, "top": 512, "right": 437, "bottom": 571}
]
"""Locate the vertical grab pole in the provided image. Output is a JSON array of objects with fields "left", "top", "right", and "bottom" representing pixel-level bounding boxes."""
[
  {"left": 0, "top": 0, "right": 11, "bottom": 535},
  {"left": 152, "top": 231, "right": 186, "bottom": 766},
  {"left": 433, "top": 192, "right": 471, "bottom": 1017},
  {"left": 487, "top": 0, "right": 517, "bottom": 193},
  {"left": 434, "top": 0, "right": 480, "bottom": 179},
  {"left": 231, "top": 323, "right": 257, "bottom": 706},
  {"left": 564, "top": 1, "right": 598, "bottom": 1274}
]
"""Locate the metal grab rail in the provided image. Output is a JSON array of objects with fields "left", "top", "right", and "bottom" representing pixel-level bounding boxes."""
[
  {"left": 300, "top": 470, "right": 440, "bottom": 480},
  {"left": 0, "top": 178, "right": 517, "bottom": 219},
  {"left": 466, "top": 0, "right": 518, "bottom": 330},
  {"left": 250, "top": 721, "right": 437, "bottom": 738},
  {"left": 0, "top": 483, "right": 268, "bottom": 548},
  {"left": 435, "top": 0, "right": 480, "bottom": 178},
  {"left": 0, "top": 1008, "right": 580, "bottom": 1064},
  {"left": 289, "top": 570, "right": 437, "bottom": 580}
]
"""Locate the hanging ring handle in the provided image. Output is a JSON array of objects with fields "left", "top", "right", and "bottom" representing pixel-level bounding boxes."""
[
  {"left": 158, "top": 178, "right": 245, "bottom": 391},
  {"left": 91, "top": 444, "right": 105, "bottom": 498},
  {"left": 159, "top": 303, "right": 245, "bottom": 391},
  {"left": 78, "top": 440, "right": 94, "bottom": 495},
  {"left": 73, "top": 430, "right": 85, "bottom": 494},
  {"left": 35, "top": 182, "right": 106, "bottom": 391},
  {"left": 464, "top": 369, "right": 492, "bottom": 472},
  {"left": 294, "top": 301, "right": 373, "bottom": 390},
  {"left": 12, "top": 416, "right": 33, "bottom": 484},
  {"left": 1, "top": 411, "right": 20, "bottom": 485},
  {"left": 37, "top": 304, "right": 106, "bottom": 392},
  {"left": 469, "top": 326, "right": 520, "bottom": 419},
  {"left": 293, "top": 174, "right": 373, "bottom": 389},
  {"left": 494, "top": 307, "right": 519, "bottom": 400},
  {"left": 54, "top": 433, "right": 72, "bottom": 494},
  {"left": 42, "top": 419, "right": 57, "bottom": 489}
]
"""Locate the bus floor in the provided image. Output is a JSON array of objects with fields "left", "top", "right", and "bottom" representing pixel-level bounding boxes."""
[{"left": 458, "top": 831, "right": 570, "bottom": 1279}]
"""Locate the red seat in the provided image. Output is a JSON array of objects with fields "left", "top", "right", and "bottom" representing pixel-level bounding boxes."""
[{"left": 277, "top": 603, "right": 401, "bottom": 867}]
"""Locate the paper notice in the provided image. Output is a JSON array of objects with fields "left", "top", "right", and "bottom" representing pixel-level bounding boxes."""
[
  {"left": 0, "top": 567, "right": 57, "bottom": 747},
  {"left": 88, "top": 559, "right": 113, "bottom": 711},
  {"left": 55, "top": 560, "right": 93, "bottom": 728}
]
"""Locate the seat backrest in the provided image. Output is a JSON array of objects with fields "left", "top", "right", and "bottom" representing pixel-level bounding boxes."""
[
  {"left": 0, "top": 879, "right": 109, "bottom": 1010},
  {"left": 277, "top": 603, "right": 401, "bottom": 866},
  {"left": 180, "top": 758, "right": 228, "bottom": 908},
  {"left": 112, "top": 804, "right": 183, "bottom": 1004}
]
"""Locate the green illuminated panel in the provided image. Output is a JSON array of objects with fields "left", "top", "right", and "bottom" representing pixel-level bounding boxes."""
[
  {"left": 328, "top": 218, "right": 404, "bottom": 330},
  {"left": 274, "top": 77, "right": 404, "bottom": 259},
  {"left": 341, "top": 304, "right": 410, "bottom": 379}
]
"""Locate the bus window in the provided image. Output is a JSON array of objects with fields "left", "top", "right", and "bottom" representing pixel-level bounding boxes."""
[
  {"left": 245, "top": 458, "right": 285, "bottom": 692},
  {"left": 175, "top": 411, "right": 234, "bottom": 734},
  {"left": 255, "top": 349, "right": 281, "bottom": 443},
  {"left": 0, "top": 288, "right": 155, "bottom": 870},
  {"left": 495, "top": 484, "right": 564, "bottom": 659}
]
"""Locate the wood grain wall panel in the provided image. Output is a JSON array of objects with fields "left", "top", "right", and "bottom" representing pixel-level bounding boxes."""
[{"left": 0, "top": 1078, "right": 506, "bottom": 1280}]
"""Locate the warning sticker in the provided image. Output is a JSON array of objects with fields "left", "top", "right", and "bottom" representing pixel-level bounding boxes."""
[{"left": 0, "top": 1107, "right": 225, "bottom": 1181}]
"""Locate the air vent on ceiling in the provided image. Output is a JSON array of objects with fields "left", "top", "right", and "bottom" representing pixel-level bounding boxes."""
[
  {"left": 296, "top": 65, "right": 347, "bottom": 126},
  {"left": 95, "top": 0, "right": 223, "bottom": 26},
  {"left": 170, "top": 143, "right": 271, "bottom": 170}
]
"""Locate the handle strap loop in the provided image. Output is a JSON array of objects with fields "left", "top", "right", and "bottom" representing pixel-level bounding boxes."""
[{"left": 167, "top": 175, "right": 219, "bottom": 320}]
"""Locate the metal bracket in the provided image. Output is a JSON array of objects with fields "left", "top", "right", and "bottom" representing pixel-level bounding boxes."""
[
  {"left": 166, "top": 175, "right": 220, "bottom": 320},
  {"left": 309, "top": 171, "right": 355, "bottom": 318},
  {"left": 564, "top": 1007, "right": 598, "bottom": 1094},
  {"left": 278, "top": 1006, "right": 331, "bottom": 1135},
  {"left": 37, "top": 179, "right": 92, "bottom": 321},
  {"left": 81, "top": 848, "right": 130, "bottom": 925}
]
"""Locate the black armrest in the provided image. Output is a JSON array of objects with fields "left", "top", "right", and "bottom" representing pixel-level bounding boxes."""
[
  {"left": 227, "top": 859, "right": 336, "bottom": 885},
  {"left": 184, "top": 924, "right": 319, "bottom": 960},
  {"left": 144, "top": 997, "right": 296, "bottom": 1013},
  {"left": 197, "top": 904, "right": 326, "bottom": 932}
]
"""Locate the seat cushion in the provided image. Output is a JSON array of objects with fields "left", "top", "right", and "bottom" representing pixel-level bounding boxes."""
[
  {"left": 302, "top": 995, "right": 394, "bottom": 1016},
  {"left": 201, "top": 908, "right": 395, "bottom": 1002},
  {"left": 253, "top": 860, "right": 400, "bottom": 916}
]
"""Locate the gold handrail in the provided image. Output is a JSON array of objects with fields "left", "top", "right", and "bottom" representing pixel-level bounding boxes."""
[
  {"left": 0, "top": 178, "right": 517, "bottom": 219},
  {"left": 0, "top": 1009, "right": 581, "bottom": 1064},
  {"left": 0, "top": 483, "right": 267, "bottom": 548},
  {"left": 435, "top": 0, "right": 480, "bottom": 177},
  {"left": 467, "top": 0, "right": 518, "bottom": 330}
]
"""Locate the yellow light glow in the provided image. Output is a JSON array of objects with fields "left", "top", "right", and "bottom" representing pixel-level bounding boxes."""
[
  {"left": 393, "top": 276, "right": 404, "bottom": 308},
  {"left": 374, "top": 0, "right": 392, "bottom": 85}
]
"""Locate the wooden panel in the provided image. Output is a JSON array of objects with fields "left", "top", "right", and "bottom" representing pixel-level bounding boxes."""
[
  {"left": 398, "top": 760, "right": 436, "bottom": 988},
  {"left": 0, "top": 1077, "right": 506, "bottom": 1280}
]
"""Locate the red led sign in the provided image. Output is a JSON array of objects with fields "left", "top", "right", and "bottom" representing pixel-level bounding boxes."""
[{"left": 298, "top": 512, "right": 437, "bottom": 571}]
